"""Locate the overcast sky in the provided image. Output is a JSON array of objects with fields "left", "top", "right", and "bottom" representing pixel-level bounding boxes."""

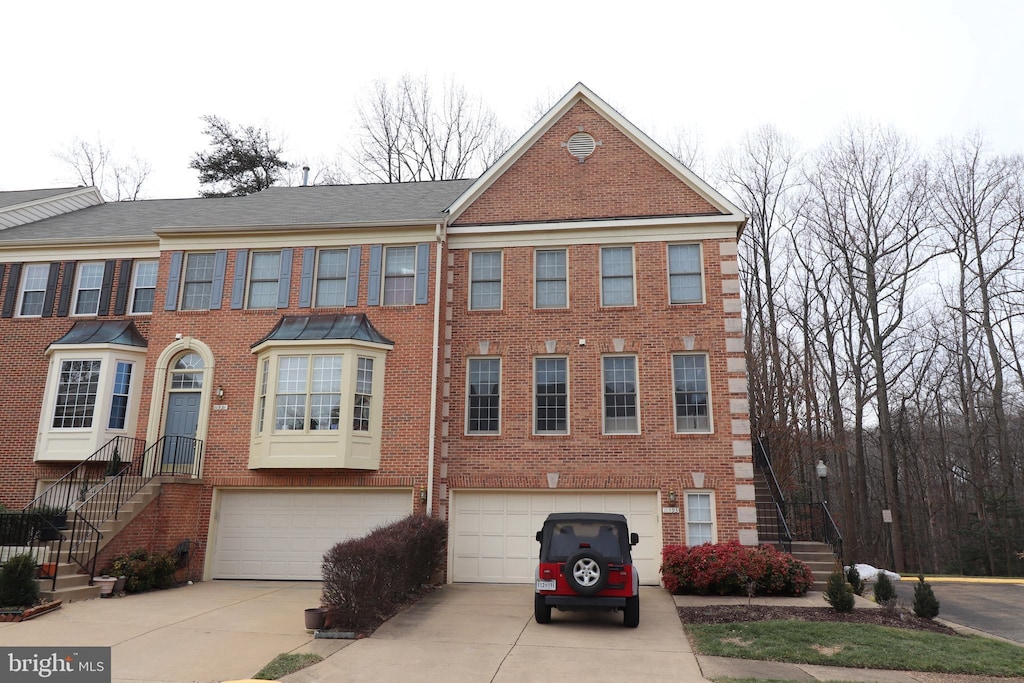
[{"left": 3, "top": 0, "right": 1021, "bottom": 199}]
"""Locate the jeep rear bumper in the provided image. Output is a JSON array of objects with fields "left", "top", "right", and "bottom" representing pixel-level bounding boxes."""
[{"left": 540, "top": 595, "right": 628, "bottom": 608}]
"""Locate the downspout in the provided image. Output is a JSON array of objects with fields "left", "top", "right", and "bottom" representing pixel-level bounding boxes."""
[{"left": 426, "top": 221, "right": 444, "bottom": 515}]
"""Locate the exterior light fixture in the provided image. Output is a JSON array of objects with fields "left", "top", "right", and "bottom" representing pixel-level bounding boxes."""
[
  {"left": 215, "top": 385, "right": 225, "bottom": 399},
  {"left": 668, "top": 491, "right": 677, "bottom": 504}
]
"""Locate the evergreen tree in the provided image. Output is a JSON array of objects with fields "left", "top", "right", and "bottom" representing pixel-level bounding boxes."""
[
  {"left": 913, "top": 574, "right": 940, "bottom": 619},
  {"left": 190, "top": 115, "right": 288, "bottom": 197}
]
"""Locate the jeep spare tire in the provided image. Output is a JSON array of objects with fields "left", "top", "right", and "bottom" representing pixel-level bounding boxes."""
[{"left": 565, "top": 550, "right": 608, "bottom": 595}]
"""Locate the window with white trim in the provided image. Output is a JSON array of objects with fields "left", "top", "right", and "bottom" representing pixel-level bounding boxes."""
[
  {"left": 273, "top": 354, "right": 342, "bottom": 432},
  {"left": 602, "top": 355, "right": 638, "bottom": 434},
  {"left": 668, "top": 244, "right": 703, "bottom": 304},
  {"left": 535, "top": 249, "right": 567, "bottom": 308},
  {"left": 353, "top": 357, "right": 373, "bottom": 432},
  {"left": 107, "top": 361, "right": 133, "bottom": 430},
  {"left": 600, "top": 246, "right": 634, "bottom": 306},
  {"left": 73, "top": 262, "right": 104, "bottom": 315},
  {"left": 17, "top": 264, "right": 50, "bottom": 317},
  {"left": 383, "top": 246, "right": 416, "bottom": 306},
  {"left": 686, "top": 492, "right": 716, "bottom": 546},
  {"left": 249, "top": 342, "right": 390, "bottom": 470},
  {"left": 315, "top": 248, "right": 348, "bottom": 307},
  {"left": 673, "top": 354, "right": 711, "bottom": 432},
  {"left": 53, "top": 359, "right": 101, "bottom": 428},
  {"left": 130, "top": 261, "right": 158, "bottom": 314},
  {"left": 181, "top": 253, "right": 215, "bottom": 310},
  {"left": 467, "top": 358, "right": 500, "bottom": 434},
  {"left": 534, "top": 357, "right": 567, "bottom": 434},
  {"left": 469, "top": 251, "right": 502, "bottom": 310},
  {"left": 248, "top": 251, "right": 281, "bottom": 309}
]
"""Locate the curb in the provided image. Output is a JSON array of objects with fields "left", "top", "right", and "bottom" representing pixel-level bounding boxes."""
[{"left": 918, "top": 576, "right": 1023, "bottom": 584}]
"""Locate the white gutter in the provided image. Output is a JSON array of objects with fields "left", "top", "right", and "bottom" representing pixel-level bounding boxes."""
[{"left": 425, "top": 221, "right": 444, "bottom": 516}]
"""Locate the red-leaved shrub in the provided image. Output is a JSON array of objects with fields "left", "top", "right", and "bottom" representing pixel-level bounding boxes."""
[
  {"left": 322, "top": 515, "right": 447, "bottom": 633},
  {"left": 661, "top": 541, "right": 813, "bottom": 596}
]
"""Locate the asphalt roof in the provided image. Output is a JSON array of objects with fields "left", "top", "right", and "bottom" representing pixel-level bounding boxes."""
[
  {"left": 0, "top": 187, "right": 82, "bottom": 210},
  {"left": 0, "top": 180, "right": 474, "bottom": 244}
]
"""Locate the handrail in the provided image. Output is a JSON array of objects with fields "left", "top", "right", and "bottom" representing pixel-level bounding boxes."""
[
  {"left": 754, "top": 500, "right": 793, "bottom": 555},
  {"left": 0, "top": 511, "right": 66, "bottom": 592},
  {"left": 821, "top": 502, "right": 844, "bottom": 564},
  {"left": 753, "top": 438, "right": 787, "bottom": 508},
  {"left": 23, "top": 436, "right": 146, "bottom": 514}
]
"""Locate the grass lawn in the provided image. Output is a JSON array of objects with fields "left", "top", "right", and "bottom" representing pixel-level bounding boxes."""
[
  {"left": 686, "top": 619, "right": 1024, "bottom": 677},
  {"left": 253, "top": 653, "right": 323, "bottom": 680}
]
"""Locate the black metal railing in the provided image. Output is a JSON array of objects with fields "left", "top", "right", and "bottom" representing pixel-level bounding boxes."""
[
  {"left": 821, "top": 502, "right": 843, "bottom": 564},
  {"left": 22, "top": 433, "right": 204, "bottom": 584},
  {"left": 752, "top": 438, "right": 794, "bottom": 552},
  {"left": 791, "top": 502, "right": 844, "bottom": 563},
  {"left": 0, "top": 511, "right": 67, "bottom": 592},
  {"left": 754, "top": 501, "right": 793, "bottom": 554}
]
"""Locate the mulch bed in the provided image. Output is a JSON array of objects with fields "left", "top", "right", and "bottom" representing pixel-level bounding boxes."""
[{"left": 677, "top": 604, "right": 958, "bottom": 636}]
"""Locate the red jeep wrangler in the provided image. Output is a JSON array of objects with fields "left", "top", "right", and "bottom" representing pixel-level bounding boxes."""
[{"left": 534, "top": 512, "right": 640, "bottom": 627}]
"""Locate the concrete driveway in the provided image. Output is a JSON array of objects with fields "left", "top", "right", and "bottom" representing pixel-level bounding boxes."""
[
  {"left": 282, "top": 584, "right": 704, "bottom": 683},
  {"left": 0, "top": 580, "right": 329, "bottom": 683}
]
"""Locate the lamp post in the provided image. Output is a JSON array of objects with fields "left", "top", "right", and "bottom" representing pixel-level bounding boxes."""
[{"left": 815, "top": 459, "right": 828, "bottom": 507}]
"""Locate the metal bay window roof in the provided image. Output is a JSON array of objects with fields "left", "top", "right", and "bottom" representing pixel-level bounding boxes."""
[{"left": 252, "top": 314, "right": 394, "bottom": 348}]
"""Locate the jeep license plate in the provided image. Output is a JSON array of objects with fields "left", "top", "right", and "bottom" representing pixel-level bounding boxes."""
[{"left": 536, "top": 579, "right": 556, "bottom": 591}]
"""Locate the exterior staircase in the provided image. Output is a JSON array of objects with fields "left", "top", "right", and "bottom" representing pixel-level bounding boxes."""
[
  {"left": 36, "top": 479, "right": 162, "bottom": 602},
  {"left": 753, "top": 463, "right": 837, "bottom": 591}
]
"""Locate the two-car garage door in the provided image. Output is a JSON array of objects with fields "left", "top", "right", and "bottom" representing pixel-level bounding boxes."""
[
  {"left": 212, "top": 489, "right": 412, "bottom": 580},
  {"left": 450, "top": 491, "right": 661, "bottom": 585}
]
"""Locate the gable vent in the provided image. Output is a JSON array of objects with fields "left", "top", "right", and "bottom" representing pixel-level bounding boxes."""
[{"left": 566, "top": 132, "right": 597, "bottom": 161}]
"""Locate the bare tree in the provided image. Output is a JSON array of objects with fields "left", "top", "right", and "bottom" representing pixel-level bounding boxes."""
[
  {"left": 351, "top": 75, "right": 511, "bottom": 183},
  {"left": 55, "top": 137, "right": 151, "bottom": 201}
]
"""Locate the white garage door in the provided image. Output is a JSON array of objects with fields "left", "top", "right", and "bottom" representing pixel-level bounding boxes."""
[
  {"left": 212, "top": 489, "right": 412, "bottom": 580},
  {"left": 450, "top": 491, "right": 661, "bottom": 585}
]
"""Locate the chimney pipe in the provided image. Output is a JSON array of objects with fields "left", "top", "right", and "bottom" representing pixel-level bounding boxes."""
[{"left": 301, "top": 166, "right": 310, "bottom": 187}]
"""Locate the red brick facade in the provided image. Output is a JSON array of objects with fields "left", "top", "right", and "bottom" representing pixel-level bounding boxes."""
[{"left": 0, "top": 85, "right": 754, "bottom": 583}]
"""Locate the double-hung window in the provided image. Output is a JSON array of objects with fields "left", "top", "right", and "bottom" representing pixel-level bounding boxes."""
[
  {"left": 534, "top": 357, "right": 567, "bottom": 434},
  {"left": 248, "top": 251, "right": 281, "bottom": 309},
  {"left": 686, "top": 492, "right": 715, "bottom": 545},
  {"left": 673, "top": 354, "right": 711, "bottom": 432},
  {"left": 182, "top": 253, "right": 215, "bottom": 310},
  {"left": 315, "top": 248, "right": 348, "bottom": 307},
  {"left": 383, "top": 246, "right": 416, "bottom": 306},
  {"left": 469, "top": 251, "right": 502, "bottom": 310},
  {"left": 52, "top": 360, "right": 101, "bottom": 428},
  {"left": 18, "top": 264, "right": 50, "bottom": 317},
  {"left": 602, "top": 356, "right": 638, "bottom": 434},
  {"left": 467, "top": 358, "right": 500, "bottom": 434},
  {"left": 107, "top": 361, "right": 133, "bottom": 430},
  {"left": 353, "top": 357, "right": 374, "bottom": 432},
  {"left": 535, "top": 249, "right": 567, "bottom": 308},
  {"left": 73, "top": 262, "right": 105, "bottom": 315},
  {"left": 130, "top": 261, "right": 158, "bottom": 314},
  {"left": 668, "top": 244, "right": 703, "bottom": 304},
  {"left": 274, "top": 355, "right": 342, "bottom": 431},
  {"left": 600, "top": 246, "right": 634, "bottom": 306}
]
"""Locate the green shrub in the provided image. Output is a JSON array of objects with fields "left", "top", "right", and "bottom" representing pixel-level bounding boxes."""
[
  {"left": 106, "top": 549, "right": 176, "bottom": 593},
  {"left": 0, "top": 553, "right": 41, "bottom": 608},
  {"left": 322, "top": 514, "right": 447, "bottom": 634},
  {"left": 873, "top": 571, "right": 896, "bottom": 603},
  {"left": 660, "top": 542, "right": 814, "bottom": 597},
  {"left": 846, "top": 565, "right": 864, "bottom": 595},
  {"left": 913, "top": 574, "right": 940, "bottom": 619},
  {"left": 824, "top": 571, "right": 854, "bottom": 612}
]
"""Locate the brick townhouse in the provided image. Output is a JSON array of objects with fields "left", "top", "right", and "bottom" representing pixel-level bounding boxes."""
[{"left": 0, "top": 83, "right": 754, "bottom": 586}]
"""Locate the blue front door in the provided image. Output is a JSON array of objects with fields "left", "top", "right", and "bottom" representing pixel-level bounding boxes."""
[{"left": 164, "top": 392, "right": 200, "bottom": 469}]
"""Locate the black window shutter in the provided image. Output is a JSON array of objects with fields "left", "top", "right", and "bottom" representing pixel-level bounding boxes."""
[
  {"left": 57, "top": 262, "right": 76, "bottom": 317},
  {"left": 97, "top": 260, "right": 116, "bottom": 316},
  {"left": 0, "top": 263, "right": 16, "bottom": 318},
  {"left": 42, "top": 262, "right": 60, "bottom": 318},
  {"left": 113, "top": 259, "right": 133, "bottom": 315}
]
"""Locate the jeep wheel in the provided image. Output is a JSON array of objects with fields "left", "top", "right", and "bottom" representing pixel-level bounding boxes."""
[
  {"left": 565, "top": 550, "right": 608, "bottom": 596},
  {"left": 534, "top": 593, "right": 551, "bottom": 624},
  {"left": 623, "top": 595, "right": 640, "bottom": 628}
]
